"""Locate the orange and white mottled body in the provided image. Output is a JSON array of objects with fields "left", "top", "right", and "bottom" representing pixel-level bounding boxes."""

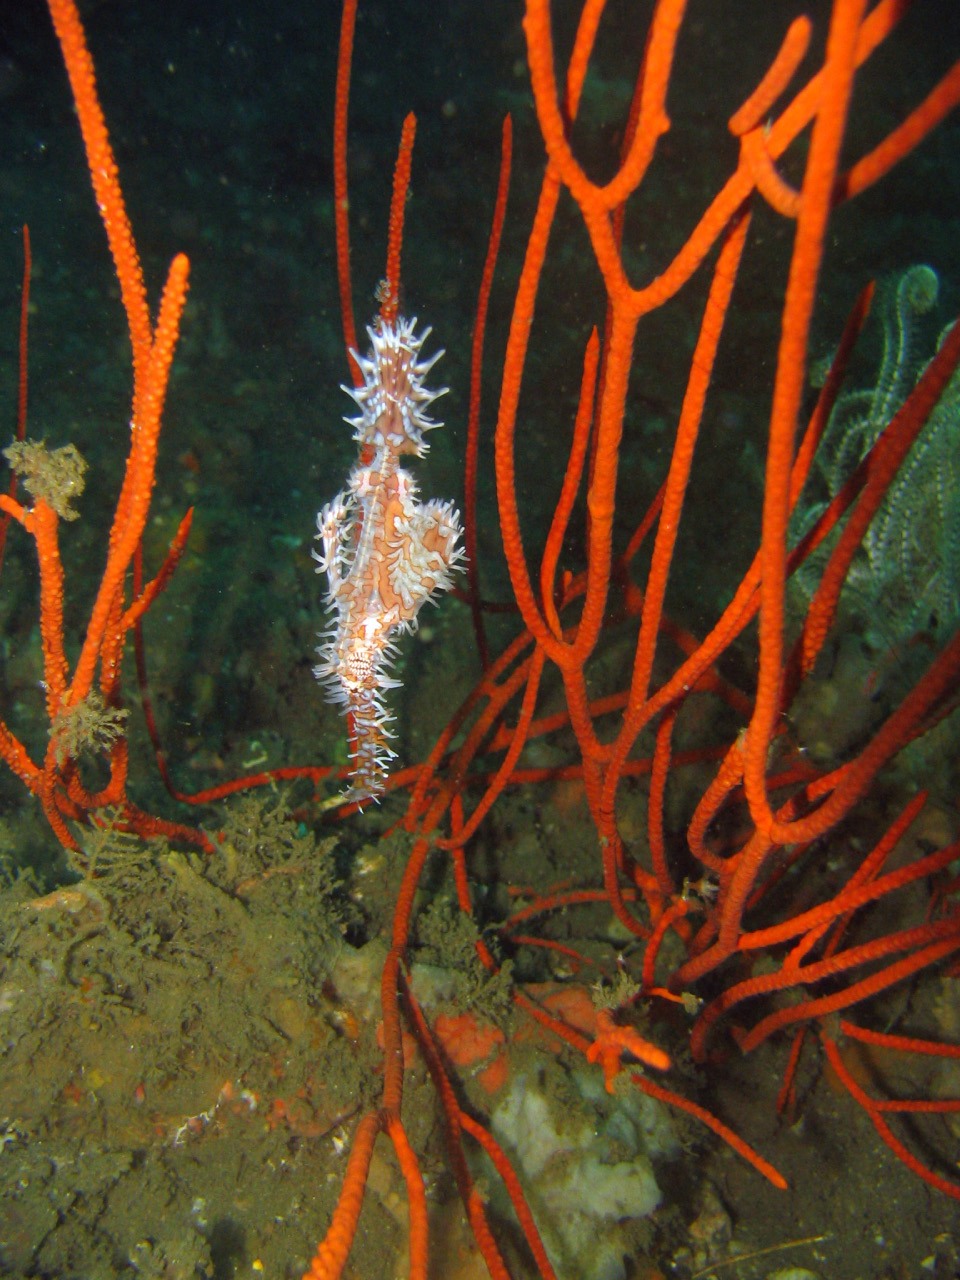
[{"left": 314, "top": 316, "right": 464, "bottom": 802}]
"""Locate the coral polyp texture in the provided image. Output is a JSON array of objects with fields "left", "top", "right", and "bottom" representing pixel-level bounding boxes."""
[{"left": 314, "top": 315, "right": 464, "bottom": 802}]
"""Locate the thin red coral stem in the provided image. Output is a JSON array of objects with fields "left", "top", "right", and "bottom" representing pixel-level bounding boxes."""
[
  {"left": 738, "top": 803, "right": 946, "bottom": 955},
  {"left": 465, "top": 115, "right": 512, "bottom": 670},
  {"left": 838, "top": 57, "right": 960, "bottom": 200},
  {"left": 539, "top": 329, "right": 598, "bottom": 641},
  {"left": 726, "top": 927, "right": 960, "bottom": 1057},
  {"left": 839, "top": 1020, "right": 960, "bottom": 1059},
  {"left": 633, "top": 1073, "right": 788, "bottom": 1190},
  {"left": 821, "top": 1031, "right": 960, "bottom": 1202},
  {"left": 303, "top": 1111, "right": 382, "bottom": 1279},
  {"left": 436, "top": 647, "right": 545, "bottom": 850},
  {"left": 332, "top": 0, "right": 360, "bottom": 383},
  {"left": 728, "top": 15, "right": 812, "bottom": 136},
  {"left": 459, "top": 1110, "right": 560, "bottom": 1280},
  {"left": 71, "top": 254, "right": 190, "bottom": 710},
  {"left": 384, "top": 1114, "right": 428, "bottom": 1280},
  {"left": 46, "top": 0, "right": 151, "bottom": 382},
  {"left": 744, "top": 0, "right": 868, "bottom": 842},
  {"left": 379, "top": 112, "right": 416, "bottom": 328},
  {"left": 401, "top": 980, "right": 514, "bottom": 1280},
  {"left": 643, "top": 897, "right": 689, "bottom": 990}
]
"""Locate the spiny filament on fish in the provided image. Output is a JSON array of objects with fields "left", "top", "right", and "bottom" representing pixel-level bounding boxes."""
[{"left": 314, "top": 315, "right": 465, "bottom": 803}]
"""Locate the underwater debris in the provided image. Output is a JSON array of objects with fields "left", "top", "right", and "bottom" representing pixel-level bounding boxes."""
[
  {"left": 52, "top": 690, "right": 130, "bottom": 769},
  {"left": 3, "top": 438, "right": 87, "bottom": 520}
]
